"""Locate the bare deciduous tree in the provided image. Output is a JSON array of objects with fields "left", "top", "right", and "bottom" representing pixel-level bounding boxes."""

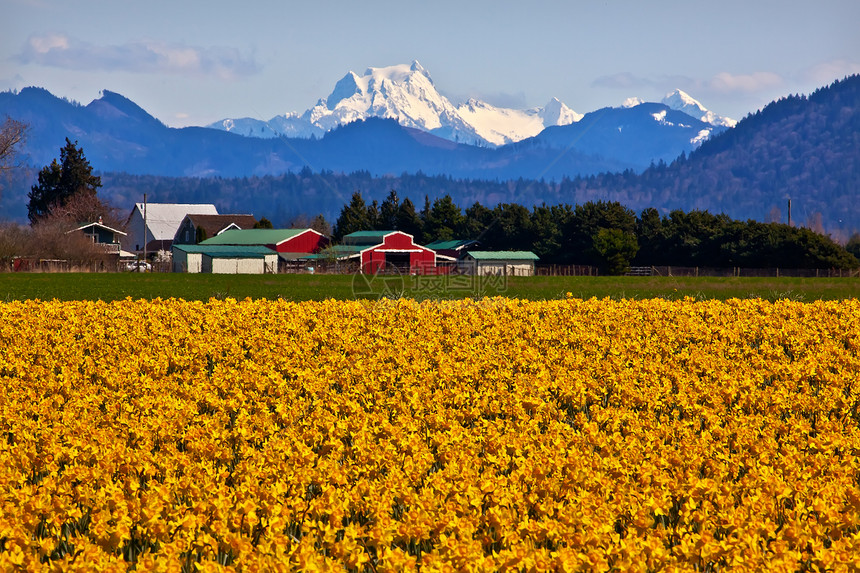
[
  {"left": 0, "top": 117, "right": 27, "bottom": 173},
  {"left": 40, "top": 190, "right": 125, "bottom": 229}
]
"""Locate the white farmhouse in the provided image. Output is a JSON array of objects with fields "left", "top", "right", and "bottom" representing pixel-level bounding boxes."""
[{"left": 122, "top": 203, "right": 219, "bottom": 256}]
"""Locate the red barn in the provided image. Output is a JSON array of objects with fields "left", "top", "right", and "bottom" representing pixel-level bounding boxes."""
[
  {"left": 336, "top": 231, "right": 439, "bottom": 273},
  {"left": 199, "top": 228, "right": 329, "bottom": 254}
]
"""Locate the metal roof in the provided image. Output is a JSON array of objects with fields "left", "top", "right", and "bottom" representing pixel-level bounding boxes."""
[
  {"left": 172, "top": 244, "right": 275, "bottom": 257},
  {"left": 465, "top": 250, "right": 540, "bottom": 261},
  {"left": 277, "top": 252, "right": 317, "bottom": 260},
  {"left": 342, "top": 231, "right": 392, "bottom": 246},
  {"left": 199, "top": 228, "right": 312, "bottom": 246},
  {"left": 425, "top": 239, "right": 476, "bottom": 250},
  {"left": 179, "top": 214, "right": 258, "bottom": 240},
  {"left": 133, "top": 203, "right": 218, "bottom": 241}
]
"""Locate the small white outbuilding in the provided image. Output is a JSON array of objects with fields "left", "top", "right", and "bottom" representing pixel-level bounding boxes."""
[
  {"left": 460, "top": 251, "right": 540, "bottom": 276},
  {"left": 172, "top": 244, "right": 278, "bottom": 274}
]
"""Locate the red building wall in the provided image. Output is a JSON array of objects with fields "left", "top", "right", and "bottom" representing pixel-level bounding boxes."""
[
  {"left": 276, "top": 230, "right": 329, "bottom": 254},
  {"left": 359, "top": 232, "right": 437, "bottom": 274}
]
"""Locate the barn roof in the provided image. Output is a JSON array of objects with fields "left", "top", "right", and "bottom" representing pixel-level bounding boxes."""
[
  {"left": 199, "top": 228, "right": 316, "bottom": 246},
  {"left": 424, "top": 239, "right": 476, "bottom": 251},
  {"left": 172, "top": 244, "right": 275, "bottom": 257},
  {"left": 299, "top": 245, "right": 364, "bottom": 260},
  {"left": 182, "top": 214, "right": 258, "bottom": 238},
  {"left": 465, "top": 251, "right": 539, "bottom": 261},
  {"left": 341, "top": 230, "right": 397, "bottom": 246},
  {"left": 133, "top": 203, "right": 218, "bottom": 241}
]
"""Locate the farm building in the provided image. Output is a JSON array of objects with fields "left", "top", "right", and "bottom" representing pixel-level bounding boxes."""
[
  {"left": 460, "top": 251, "right": 540, "bottom": 276},
  {"left": 171, "top": 244, "right": 278, "bottom": 274},
  {"left": 123, "top": 203, "right": 218, "bottom": 255},
  {"left": 424, "top": 239, "right": 479, "bottom": 259},
  {"left": 174, "top": 214, "right": 258, "bottom": 245},
  {"left": 321, "top": 231, "right": 440, "bottom": 273},
  {"left": 199, "top": 228, "right": 328, "bottom": 256},
  {"left": 67, "top": 219, "right": 134, "bottom": 258}
]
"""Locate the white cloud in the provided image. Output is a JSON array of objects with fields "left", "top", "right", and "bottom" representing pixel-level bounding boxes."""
[
  {"left": 592, "top": 72, "right": 650, "bottom": 90},
  {"left": 15, "top": 34, "right": 259, "bottom": 79},
  {"left": 593, "top": 70, "right": 788, "bottom": 99},
  {"left": 708, "top": 71, "right": 784, "bottom": 94},
  {"left": 592, "top": 72, "right": 695, "bottom": 92},
  {"left": 801, "top": 59, "right": 860, "bottom": 85}
]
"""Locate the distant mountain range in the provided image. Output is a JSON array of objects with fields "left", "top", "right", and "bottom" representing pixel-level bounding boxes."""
[
  {"left": 1, "top": 71, "right": 855, "bottom": 235},
  {"left": 0, "top": 74, "right": 728, "bottom": 184},
  {"left": 207, "top": 60, "right": 735, "bottom": 147}
]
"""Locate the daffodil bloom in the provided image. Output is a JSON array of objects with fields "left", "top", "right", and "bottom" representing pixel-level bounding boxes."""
[{"left": 0, "top": 297, "right": 858, "bottom": 569}]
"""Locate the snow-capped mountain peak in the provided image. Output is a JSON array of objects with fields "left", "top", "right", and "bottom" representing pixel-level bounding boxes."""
[
  {"left": 539, "top": 97, "right": 583, "bottom": 126},
  {"left": 456, "top": 96, "right": 582, "bottom": 147},
  {"left": 301, "top": 60, "right": 477, "bottom": 138},
  {"left": 207, "top": 63, "right": 735, "bottom": 147},
  {"left": 662, "top": 89, "right": 737, "bottom": 128},
  {"left": 326, "top": 71, "right": 363, "bottom": 110}
]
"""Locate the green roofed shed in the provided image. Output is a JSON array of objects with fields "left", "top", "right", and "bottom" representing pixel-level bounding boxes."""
[
  {"left": 461, "top": 251, "right": 539, "bottom": 276},
  {"left": 200, "top": 229, "right": 305, "bottom": 245},
  {"left": 464, "top": 251, "right": 539, "bottom": 260},
  {"left": 171, "top": 244, "right": 278, "bottom": 274}
]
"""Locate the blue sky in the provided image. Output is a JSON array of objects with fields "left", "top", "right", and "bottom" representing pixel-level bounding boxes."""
[{"left": 4, "top": 0, "right": 859, "bottom": 127}]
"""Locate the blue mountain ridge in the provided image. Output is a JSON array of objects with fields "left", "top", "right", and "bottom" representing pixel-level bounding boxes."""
[{"left": 0, "top": 87, "right": 721, "bottom": 181}]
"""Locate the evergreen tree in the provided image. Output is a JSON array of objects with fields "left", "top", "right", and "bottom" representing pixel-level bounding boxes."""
[
  {"left": 379, "top": 190, "right": 400, "bottom": 230},
  {"left": 485, "top": 203, "right": 532, "bottom": 251},
  {"left": 593, "top": 228, "right": 639, "bottom": 274},
  {"left": 846, "top": 233, "right": 860, "bottom": 262},
  {"left": 424, "top": 195, "right": 465, "bottom": 242},
  {"left": 463, "top": 202, "right": 495, "bottom": 240},
  {"left": 366, "top": 200, "right": 381, "bottom": 230},
  {"left": 310, "top": 214, "right": 332, "bottom": 237},
  {"left": 530, "top": 204, "right": 566, "bottom": 262},
  {"left": 333, "top": 191, "right": 371, "bottom": 240},
  {"left": 565, "top": 201, "right": 637, "bottom": 266},
  {"left": 395, "top": 197, "right": 423, "bottom": 241},
  {"left": 635, "top": 207, "right": 664, "bottom": 264},
  {"left": 254, "top": 217, "right": 274, "bottom": 229},
  {"left": 28, "top": 138, "right": 102, "bottom": 224},
  {"left": 420, "top": 195, "right": 432, "bottom": 228}
]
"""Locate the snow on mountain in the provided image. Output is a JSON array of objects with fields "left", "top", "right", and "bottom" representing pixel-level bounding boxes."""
[
  {"left": 540, "top": 97, "right": 582, "bottom": 126},
  {"left": 207, "top": 63, "right": 738, "bottom": 148},
  {"left": 300, "top": 61, "right": 483, "bottom": 145},
  {"left": 209, "top": 61, "right": 580, "bottom": 147},
  {"left": 456, "top": 97, "right": 582, "bottom": 146},
  {"left": 211, "top": 117, "right": 280, "bottom": 138},
  {"left": 661, "top": 89, "right": 737, "bottom": 128},
  {"left": 649, "top": 106, "right": 716, "bottom": 145},
  {"left": 209, "top": 113, "right": 323, "bottom": 139}
]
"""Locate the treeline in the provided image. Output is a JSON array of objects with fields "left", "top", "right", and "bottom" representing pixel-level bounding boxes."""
[
  {"left": 332, "top": 191, "right": 859, "bottom": 273},
  {"left": 567, "top": 75, "right": 860, "bottom": 239}
]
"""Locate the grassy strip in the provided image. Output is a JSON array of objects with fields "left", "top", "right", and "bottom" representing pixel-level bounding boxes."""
[{"left": 1, "top": 272, "right": 858, "bottom": 302}]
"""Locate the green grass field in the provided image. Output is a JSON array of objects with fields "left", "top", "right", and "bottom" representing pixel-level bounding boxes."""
[{"left": 1, "top": 272, "right": 858, "bottom": 302}]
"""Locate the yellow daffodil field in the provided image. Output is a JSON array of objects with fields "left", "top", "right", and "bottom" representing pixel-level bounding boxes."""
[{"left": 2, "top": 296, "right": 860, "bottom": 572}]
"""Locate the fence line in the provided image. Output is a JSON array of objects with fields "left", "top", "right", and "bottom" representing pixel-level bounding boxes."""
[
  {"left": 4, "top": 258, "right": 858, "bottom": 279},
  {"left": 630, "top": 266, "right": 859, "bottom": 278},
  {"left": 535, "top": 264, "right": 598, "bottom": 276}
]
